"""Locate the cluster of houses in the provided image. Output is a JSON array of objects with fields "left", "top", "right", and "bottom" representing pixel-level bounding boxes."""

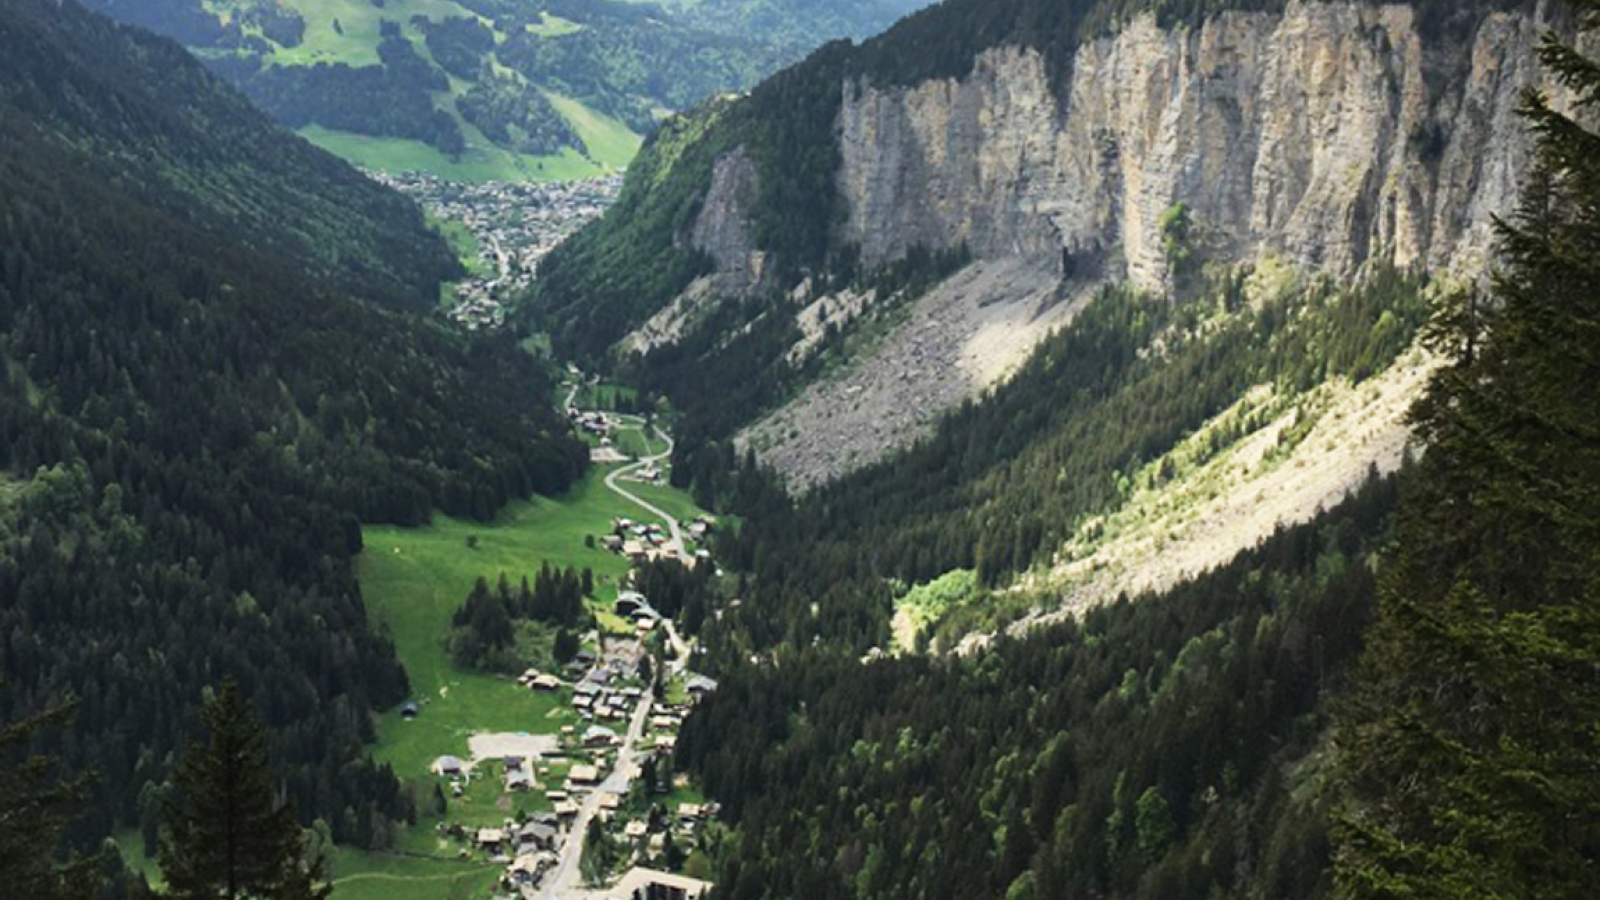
[
  {"left": 571, "top": 409, "right": 613, "bottom": 439},
  {"left": 601, "top": 516, "right": 717, "bottom": 569},
  {"left": 371, "top": 171, "right": 624, "bottom": 332}
]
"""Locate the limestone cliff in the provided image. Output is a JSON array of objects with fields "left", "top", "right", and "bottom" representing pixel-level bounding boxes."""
[{"left": 831, "top": 2, "right": 1552, "bottom": 292}]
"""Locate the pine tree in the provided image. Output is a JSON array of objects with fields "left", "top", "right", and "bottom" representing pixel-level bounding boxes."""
[
  {"left": 1332, "top": 4, "right": 1600, "bottom": 898},
  {"left": 159, "top": 683, "right": 331, "bottom": 900},
  {"left": 0, "top": 696, "right": 100, "bottom": 900}
]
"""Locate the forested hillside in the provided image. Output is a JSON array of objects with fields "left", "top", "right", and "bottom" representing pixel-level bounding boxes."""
[
  {"left": 667, "top": 4, "right": 1600, "bottom": 900},
  {"left": 684, "top": 266, "right": 1429, "bottom": 657},
  {"left": 683, "top": 473, "right": 1398, "bottom": 900},
  {"left": 0, "top": 0, "right": 586, "bottom": 851},
  {"left": 78, "top": 0, "right": 933, "bottom": 179},
  {"left": 0, "top": 0, "right": 458, "bottom": 311}
]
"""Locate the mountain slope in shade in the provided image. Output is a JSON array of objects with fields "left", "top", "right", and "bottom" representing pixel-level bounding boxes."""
[
  {"left": 0, "top": 0, "right": 459, "bottom": 310},
  {"left": 0, "top": 0, "right": 585, "bottom": 847}
]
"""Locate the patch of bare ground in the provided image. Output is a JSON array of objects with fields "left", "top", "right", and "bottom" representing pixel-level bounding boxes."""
[
  {"left": 957, "top": 345, "right": 1438, "bottom": 653},
  {"left": 738, "top": 258, "right": 1083, "bottom": 490}
]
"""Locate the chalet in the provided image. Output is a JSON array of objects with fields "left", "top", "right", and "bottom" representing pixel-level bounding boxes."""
[
  {"left": 598, "top": 792, "right": 621, "bottom": 812},
  {"left": 545, "top": 790, "right": 570, "bottom": 803},
  {"left": 677, "top": 803, "right": 703, "bottom": 822},
  {"left": 506, "top": 855, "right": 539, "bottom": 885},
  {"left": 553, "top": 800, "right": 580, "bottom": 819},
  {"left": 568, "top": 764, "right": 601, "bottom": 785},
  {"left": 432, "top": 756, "right": 466, "bottom": 777},
  {"left": 531, "top": 674, "right": 562, "bottom": 691},
  {"left": 625, "top": 820, "right": 649, "bottom": 840},
  {"left": 573, "top": 649, "right": 597, "bottom": 667},
  {"left": 517, "top": 821, "right": 557, "bottom": 851},
  {"left": 615, "top": 591, "right": 649, "bottom": 617},
  {"left": 602, "top": 534, "right": 624, "bottom": 552},
  {"left": 686, "top": 675, "right": 719, "bottom": 698},
  {"left": 584, "top": 725, "right": 619, "bottom": 747},
  {"left": 612, "top": 867, "right": 714, "bottom": 900},
  {"left": 651, "top": 715, "right": 678, "bottom": 730},
  {"left": 476, "top": 828, "right": 506, "bottom": 852},
  {"left": 654, "top": 735, "right": 678, "bottom": 752},
  {"left": 506, "top": 770, "right": 533, "bottom": 792},
  {"left": 622, "top": 540, "right": 648, "bottom": 563}
]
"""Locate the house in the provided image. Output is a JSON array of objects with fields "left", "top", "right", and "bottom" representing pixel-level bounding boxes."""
[
  {"left": 598, "top": 793, "right": 621, "bottom": 812},
  {"left": 584, "top": 725, "right": 619, "bottom": 747},
  {"left": 476, "top": 828, "right": 506, "bottom": 851},
  {"left": 506, "top": 770, "right": 534, "bottom": 792},
  {"left": 615, "top": 591, "right": 649, "bottom": 617},
  {"left": 432, "top": 756, "right": 466, "bottom": 777},
  {"left": 506, "top": 855, "right": 540, "bottom": 885},
  {"left": 625, "top": 820, "right": 649, "bottom": 840},
  {"left": 685, "top": 675, "right": 719, "bottom": 698},
  {"left": 568, "top": 764, "right": 601, "bottom": 785},
  {"left": 611, "top": 867, "right": 714, "bottom": 900},
  {"left": 532, "top": 674, "right": 562, "bottom": 691},
  {"left": 655, "top": 735, "right": 678, "bottom": 752},
  {"left": 517, "top": 821, "right": 557, "bottom": 851},
  {"left": 602, "top": 534, "right": 624, "bottom": 552},
  {"left": 553, "top": 800, "right": 580, "bottom": 819},
  {"left": 400, "top": 701, "right": 419, "bottom": 719},
  {"left": 573, "top": 649, "right": 597, "bottom": 667},
  {"left": 504, "top": 756, "right": 524, "bottom": 771},
  {"left": 677, "top": 803, "right": 703, "bottom": 822}
]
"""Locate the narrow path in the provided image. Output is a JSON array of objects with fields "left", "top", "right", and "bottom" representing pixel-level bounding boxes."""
[{"left": 602, "top": 425, "right": 684, "bottom": 556}]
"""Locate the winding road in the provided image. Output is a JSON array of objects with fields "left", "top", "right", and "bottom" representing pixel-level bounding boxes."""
[
  {"left": 602, "top": 422, "right": 685, "bottom": 557},
  {"left": 532, "top": 384, "right": 695, "bottom": 898}
]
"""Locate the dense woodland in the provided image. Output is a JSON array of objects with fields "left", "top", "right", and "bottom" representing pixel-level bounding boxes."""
[
  {"left": 0, "top": 0, "right": 459, "bottom": 311},
  {"left": 674, "top": 5, "right": 1600, "bottom": 900},
  {"left": 676, "top": 266, "right": 1429, "bottom": 660},
  {"left": 449, "top": 568, "right": 592, "bottom": 673},
  {"left": 0, "top": 0, "right": 585, "bottom": 854},
  {"left": 682, "top": 473, "right": 1399, "bottom": 900}
]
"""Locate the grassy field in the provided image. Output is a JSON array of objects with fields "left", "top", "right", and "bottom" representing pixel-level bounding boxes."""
[
  {"left": 263, "top": 0, "right": 482, "bottom": 68},
  {"left": 544, "top": 91, "right": 643, "bottom": 167},
  {"left": 617, "top": 479, "right": 711, "bottom": 526},
  {"left": 298, "top": 126, "right": 610, "bottom": 183},
  {"left": 332, "top": 850, "right": 501, "bottom": 900},
  {"left": 431, "top": 216, "right": 490, "bottom": 278},
  {"left": 579, "top": 383, "right": 640, "bottom": 410},
  {"left": 359, "top": 470, "right": 644, "bottom": 778}
]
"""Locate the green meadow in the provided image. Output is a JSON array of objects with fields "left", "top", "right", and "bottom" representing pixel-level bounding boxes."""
[
  {"left": 331, "top": 850, "right": 500, "bottom": 900},
  {"left": 358, "top": 468, "right": 657, "bottom": 778}
]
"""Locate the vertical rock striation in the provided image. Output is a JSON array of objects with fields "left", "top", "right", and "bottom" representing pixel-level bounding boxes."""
[{"left": 828, "top": 3, "right": 1553, "bottom": 291}]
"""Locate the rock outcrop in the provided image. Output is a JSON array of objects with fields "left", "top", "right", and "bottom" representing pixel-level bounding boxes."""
[
  {"left": 834, "top": 3, "right": 1552, "bottom": 292},
  {"left": 679, "top": 2, "right": 1565, "bottom": 486}
]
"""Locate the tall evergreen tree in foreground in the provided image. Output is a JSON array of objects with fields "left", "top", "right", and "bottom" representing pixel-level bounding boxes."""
[
  {"left": 0, "top": 696, "right": 98, "bottom": 900},
  {"left": 1333, "top": 2, "right": 1600, "bottom": 897},
  {"left": 160, "top": 683, "right": 330, "bottom": 900}
]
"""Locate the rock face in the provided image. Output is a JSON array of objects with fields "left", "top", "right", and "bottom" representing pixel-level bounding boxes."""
[
  {"left": 678, "top": 2, "right": 1564, "bottom": 486},
  {"left": 833, "top": 3, "right": 1553, "bottom": 292}
]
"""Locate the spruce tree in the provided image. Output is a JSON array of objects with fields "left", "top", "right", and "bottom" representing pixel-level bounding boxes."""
[
  {"left": 159, "top": 682, "right": 330, "bottom": 900},
  {"left": 1332, "top": 3, "right": 1600, "bottom": 898},
  {"left": 0, "top": 696, "right": 99, "bottom": 900}
]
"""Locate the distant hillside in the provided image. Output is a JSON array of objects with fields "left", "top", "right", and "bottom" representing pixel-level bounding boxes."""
[
  {"left": 78, "top": 0, "right": 934, "bottom": 181},
  {"left": 0, "top": 0, "right": 586, "bottom": 848},
  {"left": 1, "top": 0, "right": 460, "bottom": 310}
]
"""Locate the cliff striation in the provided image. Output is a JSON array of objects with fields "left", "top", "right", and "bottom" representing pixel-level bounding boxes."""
[{"left": 683, "top": 2, "right": 1564, "bottom": 486}]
